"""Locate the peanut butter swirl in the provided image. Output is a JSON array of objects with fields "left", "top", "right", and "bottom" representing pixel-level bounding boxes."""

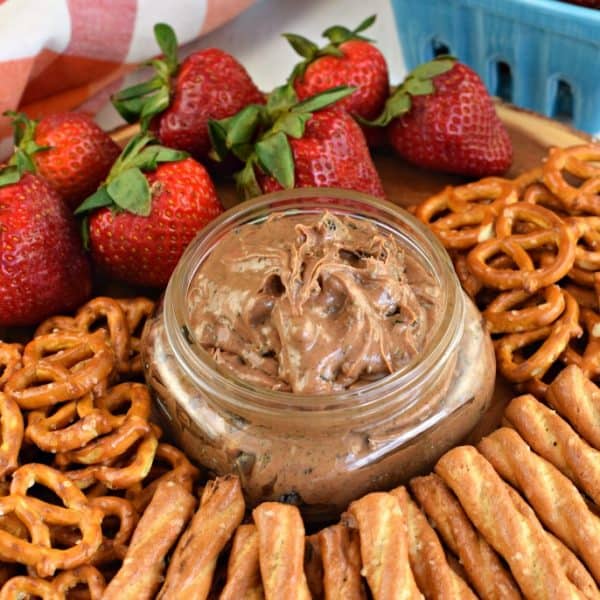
[{"left": 188, "top": 212, "right": 440, "bottom": 394}]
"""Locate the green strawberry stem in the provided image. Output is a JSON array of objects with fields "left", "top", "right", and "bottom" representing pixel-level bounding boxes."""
[
  {"left": 0, "top": 111, "right": 51, "bottom": 187},
  {"left": 284, "top": 15, "right": 377, "bottom": 83},
  {"left": 74, "top": 133, "right": 187, "bottom": 247},
  {"left": 207, "top": 83, "right": 355, "bottom": 199},
  {"left": 111, "top": 23, "right": 179, "bottom": 131},
  {"left": 362, "top": 56, "right": 457, "bottom": 127}
]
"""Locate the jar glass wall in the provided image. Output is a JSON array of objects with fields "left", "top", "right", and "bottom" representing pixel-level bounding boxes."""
[{"left": 142, "top": 188, "right": 495, "bottom": 521}]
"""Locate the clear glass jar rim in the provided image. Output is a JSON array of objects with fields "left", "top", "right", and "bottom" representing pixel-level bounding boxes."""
[{"left": 163, "top": 187, "right": 465, "bottom": 415}]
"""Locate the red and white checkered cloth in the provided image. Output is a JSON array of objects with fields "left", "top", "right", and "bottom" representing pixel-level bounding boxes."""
[{"left": 0, "top": 0, "right": 256, "bottom": 158}]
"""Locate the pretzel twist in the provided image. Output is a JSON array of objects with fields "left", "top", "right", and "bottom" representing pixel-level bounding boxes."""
[
  {"left": 435, "top": 446, "right": 583, "bottom": 599},
  {"left": 125, "top": 443, "right": 200, "bottom": 513},
  {"left": 88, "top": 496, "right": 138, "bottom": 565},
  {"left": 0, "top": 343, "right": 22, "bottom": 391},
  {"left": 6, "top": 332, "right": 114, "bottom": 410},
  {"left": 467, "top": 202, "right": 577, "bottom": 292},
  {"left": 495, "top": 290, "right": 582, "bottom": 382},
  {"left": 561, "top": 307, "right": 600, "bottom": 380},
  {"left": 54, "top": 382, "right": 152, "bottom": 467},
  {"left": 116, "top": 298, "right": 155, "bottom": 375},
  {"left": 0, "top": 464, "right": 103, "bottom": 577},
  {"left": 3, "top": 566, "right": 108, "bottom": 600},
  {"left": 483, "top": 284, "right": 565, "bottom": 334},
  {"left": 62, "top": 431, "right": 159, "bottom": 490},
  {"left": 0, "top": 575, "right": 59, "bottom": 599},
  {"left": 543, "top": 145, "right": 600, "bottom": 211},
  {"left": 505, "top": 394, "right": 600, "bottom": 506},
  {"left": 0, "top": 392, "right": 23, "bottom": 479},
  {"left": 478, "top": 427, "right": 600, "bottom": 583},
  {"left": 67, "top": 297, "right": 131, "bottom": 374},
  {"left": 25, "top": 393, "right": 120, "bottom": 453},
  {"left": 415, "top": 179, "right": 517, "bottom": 250}
]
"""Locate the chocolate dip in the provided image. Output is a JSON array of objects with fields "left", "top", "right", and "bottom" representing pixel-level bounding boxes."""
[
  {"left": 143, "top": 202, "right": 496, "bottom": 520},
  {"left": 187, "top": 212, "right": 441, "bottom": 394}
]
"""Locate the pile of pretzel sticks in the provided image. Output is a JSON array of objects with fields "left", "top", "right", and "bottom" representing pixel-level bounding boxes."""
[{"left": 414, "top": 143, "right": 600, "bottom": 398}]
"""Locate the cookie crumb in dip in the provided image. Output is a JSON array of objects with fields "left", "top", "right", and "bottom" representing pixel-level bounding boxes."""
[
  {"left": 188, "top": 212, "right": 440, "bottom": 394},
  {"left": 143, "top": 191, "right": 496, "bottom": 520}
]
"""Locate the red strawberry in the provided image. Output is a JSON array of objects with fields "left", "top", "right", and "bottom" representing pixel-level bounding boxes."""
[
  {"left": 209, "top": 84, "right": 384, "bottom": 199},
  {"left": 258, "top": 108, "right": 384, "bottom": 197},
  {"left": 76, "top": 135, "right": 223, "bottom": 287},
  {"left": 369, "top": 57, "right": 512, "bottom": 177},
  {"left": 112, "top": 24, "right": 263, "bottom": 163},
  {"left": 4, "top": 111, "right": 120, "bottom": 211},
  {"left": 285, "top": 15, "right": 389, "bottom": 122},
  {"left": 0, "top": 171, "right": 91, "bottom": 326}
]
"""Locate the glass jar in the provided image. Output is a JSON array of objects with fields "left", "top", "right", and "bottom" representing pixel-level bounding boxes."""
[{"left": 142, "top": 188, "right": 495, "bottom": 521}]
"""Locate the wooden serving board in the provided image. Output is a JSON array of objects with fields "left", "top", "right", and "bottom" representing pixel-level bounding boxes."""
[{"left": 5, "top": 103, "right": 593, "bottom": 438}]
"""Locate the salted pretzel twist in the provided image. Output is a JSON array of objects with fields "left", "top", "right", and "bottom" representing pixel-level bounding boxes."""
[
  {"left": 0, "top": 343, "right": 22, "bottom": 391},
  {"left": 483, "top": 284, "right": 565, "bottom": 334},
  {"left": 0, "top": 464, "right": 103, "bottom": 577},
  {"left": 495, "top": 290, "right": 582, "bottom": 382},
  {"left": 6, "top": 331, "right": 114, "bottom": 410},
  {"left": 467, "top": 202, "right": 577, "bottom": 292}
]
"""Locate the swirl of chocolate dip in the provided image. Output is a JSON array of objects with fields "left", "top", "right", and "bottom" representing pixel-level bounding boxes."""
[
  {"left": 188, "top": 212, "right": 440, "bottom": 394},
  {"left": 143, "top": 196, "right": 495, "bottom": 520}
]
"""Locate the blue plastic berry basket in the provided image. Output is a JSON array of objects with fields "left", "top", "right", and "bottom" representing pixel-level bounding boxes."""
[{"left": 390, "top": 0, "right": 600, "bottom": 136}]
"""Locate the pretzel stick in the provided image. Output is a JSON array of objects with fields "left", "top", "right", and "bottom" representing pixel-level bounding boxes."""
[
  {"left": 390, "top": 486, "right": 476, "bottom": 599},
  {"left": 252, "top": 502, "right": 311, "bottom": 600},
  {"left": 305, "top": 533, "right": 324, "bottom": 600},
  {"left": 478, "top": 427, "right": 600, "bottom": 582},
  {"left": 435, "top": 446, "right": 582, "bottom": 599},
  {"left": 504, "top": 394, "right": 600, "bottom": 505},
  {"left": 102, "top": 480, "right": 196, "bottom": 600},
  {"left": 319, "top": 523, "right": 365, "bottom": 600},
  {"left": 346, "top": 491, "right": 421, "bottom": 600},
  {"left": 219, "top": 524, "right": 264, "bottom": 600},
  {"left": 502, "top": 483, "right": 599, "bottom": 600},
  {"left": 158, "top": 475, "right": 245, "bottom": 600},
  {"left": 547, "top": 365, "right": 600, "bottom": 450},
  {"left": 409, "top": 474, "right": 520, "bottom": 600}
]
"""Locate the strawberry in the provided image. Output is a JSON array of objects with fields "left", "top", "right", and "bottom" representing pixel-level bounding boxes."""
[
  {"left": 285, "top": 15, "right": 389, "bottom": 122},
  {"left": 368, "top": 57, "right": 512, "bottom": 177},
  {"left": 209, "top": 84, "right": 384, "bottom": 200},
  {"left": 4, "top": 111, "right": 120, "bottom": 211},
  {"left": 0, "top": 169, "right": 91, "bottom": 326},
  {"left": 112, "top": 23, "right": 263, "bottom": 163},
  {"left": 75, "top": 134, "right": 223, "bottom": 287}
]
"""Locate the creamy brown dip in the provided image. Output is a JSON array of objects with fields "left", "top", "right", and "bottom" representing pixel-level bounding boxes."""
[{"left": 187, "top": 212, "right": 441, "bottom": 394}]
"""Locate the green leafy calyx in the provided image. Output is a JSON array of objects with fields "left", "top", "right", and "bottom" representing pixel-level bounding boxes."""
[
  {"left": 74, "top": 133, "right": 187, "bottom": 232},
  {"left": 111, "top": 23, "right": 179, "bottom": 131},
  {"left": 364, "top": 55, "right": 456, "bottom": 127},
  {"left": 284, "top": 15, "right": 377, "bottom": 83},
  {"left": 0, "top": 111, "right": 51, "bottom": 188},
  {"left": 208, "top": 83, "right": 355, "bottom": 200}
]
